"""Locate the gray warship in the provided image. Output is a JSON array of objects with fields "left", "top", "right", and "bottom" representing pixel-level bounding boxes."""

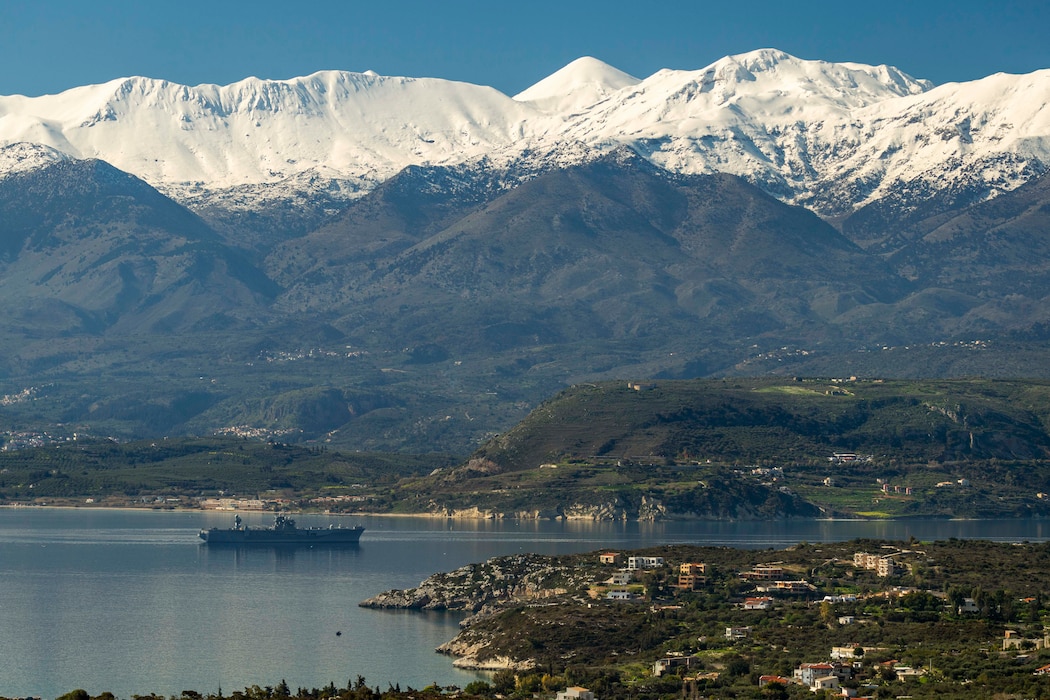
[{"left": 199, "top": 514, "right": 364, "bottom": 545}]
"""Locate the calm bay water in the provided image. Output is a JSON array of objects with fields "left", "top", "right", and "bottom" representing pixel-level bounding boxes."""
[{"left": 2, "top": 509, "right": 1050, "bottom": 699}]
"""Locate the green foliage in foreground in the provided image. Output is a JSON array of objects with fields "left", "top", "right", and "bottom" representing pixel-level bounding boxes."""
[{"left": 35, "top": 677, "right": 481, "bottom": 700}]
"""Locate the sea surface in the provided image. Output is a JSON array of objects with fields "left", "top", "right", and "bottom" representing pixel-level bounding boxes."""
[{"left": 2, "top": 509, "right": 1050, "bottom": 699}]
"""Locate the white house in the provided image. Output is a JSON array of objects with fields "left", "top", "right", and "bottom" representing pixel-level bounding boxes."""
[
  {"left": 556, "top": 688, "right": 594, "bottom": 700},
  {"left": 627, "top": 556, "right": 665, "bottom": 570},
  {"left": 895, "top": 666, "right": 926, "bottom": 682},
  {"left": 813, "top": 675, "right": 840, "bottom": 692},
  {"left": 607, "top": 590, "right": 635, "bottom": 601},
  {"left": 794, "top": 662, "right": 853, "bottom": 687},
  {"left": 794, "top": 663, "right": 835, "bottom": 687}
]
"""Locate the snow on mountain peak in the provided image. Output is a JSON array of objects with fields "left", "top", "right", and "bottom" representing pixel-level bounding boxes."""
[
  {"left": 514, "top": 56, "right": 641, "bottom": 113},
  {"left": 0, "top": 50, "right": 1046, "bottom": 218},
  {"left": 0, "top": 142, "right": 71, "bottom": 179},
  {"left": 550, "top": 50, "right": 936, "bottom": 177},
  {"left": 0, "top": 69, "right": 546, "bottom": 192},
  {"left": 688, "top": 49, "right": 933, "bottom": 111}
]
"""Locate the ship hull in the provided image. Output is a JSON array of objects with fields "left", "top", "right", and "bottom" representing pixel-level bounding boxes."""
[{"left": 199, "top": 525, "right": 364, "bottom": 545}]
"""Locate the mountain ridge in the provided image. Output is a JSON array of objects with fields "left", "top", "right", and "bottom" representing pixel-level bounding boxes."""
[
  {"left": 0, "top": 156, "right": 276, "bottom": 337},
  {"left": 1, "top": 145, "right": 1050, "bottom": 449},
  {"left": 3, "top": 53, "right": 1050, "bottom": 450},
  {"left": 2, "top": 49, "right": 1045, "bottom": 221}
]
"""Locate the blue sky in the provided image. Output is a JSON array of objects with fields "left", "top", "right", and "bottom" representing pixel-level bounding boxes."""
[{"left": 1, "top": 0, "right": 1048, "bottom": 96}]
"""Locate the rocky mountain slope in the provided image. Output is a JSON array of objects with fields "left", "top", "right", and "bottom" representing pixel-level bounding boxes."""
[
  {"left": 0, "top": 142, "right": 1049, "bottom": 449},
  {"left": 0, "top": 148, "right": 275, "bottom": 339},
  {"left": 1, "top": 51, "right": 1050, "bottom": 450},
  {"left": 268, "top": 150, "right": 911, "bottom": 362}
]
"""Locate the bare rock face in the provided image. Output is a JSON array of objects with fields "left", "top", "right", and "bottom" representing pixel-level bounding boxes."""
[
  {"left": 436, "top": 635, "right": 536, "bottom": 671},
  {"left": 358, "top": 553, "right": 580, "bottom": 613},
  {"left": 561, "top": 502, "right": 631, "bottom": 520},
  {"left": 357, "top": 587, "right": 436, "bottom": 610},
  {"left": 360, "top": 551, "right": 593, "bottom": 670}
]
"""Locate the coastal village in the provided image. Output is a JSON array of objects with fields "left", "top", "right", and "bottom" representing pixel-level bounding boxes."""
[
  {"left": 593, "top": 544, "right": 1050, "bottom": 697},
  {"left": 363, "top": 539, "right": 1050, "bottom": 699}
]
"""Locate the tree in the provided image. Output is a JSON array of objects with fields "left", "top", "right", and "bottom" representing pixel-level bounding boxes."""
[
  {"left": 463, "top": 680, "right": 493, "bottom": 697},
  {"left": 492, "top": 669, "right": 516, "bottom": 695},
  {"left": 761, "top": 681, "right": 789, "bottom": 700},
  {"left": 56, "top": 691, "right": 89, "bottom": 700},
  {"left": 723, "top": 654, "right": 750, "bottom": 677},
  {"left": 820, "top": 601, "right": 833, "bottom": 625}
]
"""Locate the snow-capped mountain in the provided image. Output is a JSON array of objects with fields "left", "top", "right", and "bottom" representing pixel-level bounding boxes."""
[
  {"left": 514, "top": 56, "right": 641, "bottom": 114},
  {"left": 0, "top": 71, "right": 545, "bottom": 199},
  {"left": 1, "top": 48, "right": 1048, "bottom": 217},
  {"left": 0, "top": 142, "right": 71, "bottom": 179},
  {"left": 6, "top": 55, "right": 1050, "bottom": 449}
]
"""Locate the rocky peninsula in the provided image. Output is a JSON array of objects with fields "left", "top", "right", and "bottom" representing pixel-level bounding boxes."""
[
  {"left": 358, "top": 539, "right": 1050, "bottom": 699},
  {"left": 360, "top": 552, "right": 600, "bottom": 669}
]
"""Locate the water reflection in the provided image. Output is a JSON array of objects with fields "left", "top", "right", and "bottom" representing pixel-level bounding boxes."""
[{"left": 198, "top": 541, "right": 363, "bottom": 571}]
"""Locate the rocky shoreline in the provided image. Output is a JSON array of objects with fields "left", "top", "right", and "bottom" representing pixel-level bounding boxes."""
[
  {"left": 421, "top": 492, "right": 821, "bottom": 521},
  {"left": 436, "top": 639, "right": 536, "bottom": 672},
  {"left": 359, "top": 552, "right": 592, "bottom": 669},
  {"left": 359, "top": 553, "right": 579, "bottom": 612}
]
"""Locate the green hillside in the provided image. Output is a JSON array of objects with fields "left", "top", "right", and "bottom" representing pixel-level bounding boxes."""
[
  {"left": 395, "top": 378, "right": 1050, "bottom": 519},
  {"left": 472, "top": 378, "right": 1050, "bottom": 468},
  {"left": 0, "top": 436, "right": 451, "bottom": 506},
  {"left": 5, "top": 378, "right": 1050, "bottom": 520}
]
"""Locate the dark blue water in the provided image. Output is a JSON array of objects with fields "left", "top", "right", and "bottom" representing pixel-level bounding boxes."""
[{"left": 2, "top": 508, "right": 1049, "bottom": 699}]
